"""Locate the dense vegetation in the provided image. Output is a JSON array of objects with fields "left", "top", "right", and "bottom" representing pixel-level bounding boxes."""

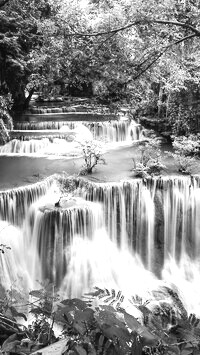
[
  {"left": 1, "top": 283, "right": 200, "bottom": 355},
  {"left": 0, "top": 0, "right": 200, "bottom": 136}
]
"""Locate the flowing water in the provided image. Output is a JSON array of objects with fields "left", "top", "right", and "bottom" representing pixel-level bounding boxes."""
[
  {"left": 1, "top": 109, "right": 200, "bottom": 316},
  {"left": 1, "top": 175, "right": 200, "bottom": 315},
  {"left": 1, "top": 120, "right": 143, "bottom": 155}
]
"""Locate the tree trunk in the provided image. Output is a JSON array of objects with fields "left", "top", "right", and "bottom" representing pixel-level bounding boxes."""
[
  {"left": 157, "top": 83, "right": 164, "bottom": 119},
  {"left": 11, "top": 86, "right": 27, "bottom": 111}
]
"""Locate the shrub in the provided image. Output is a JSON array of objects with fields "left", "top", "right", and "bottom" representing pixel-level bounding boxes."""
[
  {"left": 170, "top": 153, "right": 195, "bottom": 174},
  {"left": 172, "top": 135, "right": 200, "bottom": 157},
  {"left": 79, "top": 140, "right": 106, "bottom": 175},
  {"left": 166, "top": 135, "right": 199, "bottom": 174},
  {"left": 132, "top": 138, "right": 166, "bottom": 178}
]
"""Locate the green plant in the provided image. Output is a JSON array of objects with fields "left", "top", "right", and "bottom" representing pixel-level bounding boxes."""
[
  {"left": 172, "top": 135, "right": 200, "bottom": 157},
  {"left": 166, "top": 135, "right": 198, "bottom": 174},
  {"left": 132, "top": 139, "right": 166, "bottom": 178},
  {"left": 0, "top": 284, "right": 200, "bottom": 355},
  {"left": 132, "top": 161, "right": 151, "bottom": 179},
  {"left": 0, "top": 94, "right": 13, "bottom": 145},
  {"left": 79, "top": 140, "right": 106, "bottom": 175},
  {"left": 29, "top": 281, "right": 59, "bottom": 345},
  {"left": 170, "top": 153, "right": 195, "bottom": 174}
]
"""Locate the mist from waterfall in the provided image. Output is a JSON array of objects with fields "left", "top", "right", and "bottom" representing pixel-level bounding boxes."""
[{"left": 1, "top": 176, "right": 200, "bottom": 315}]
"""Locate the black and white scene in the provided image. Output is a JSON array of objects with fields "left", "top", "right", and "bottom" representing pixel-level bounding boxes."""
[{"left": 0, "top": 0, "right": 200, "bottom": 354}]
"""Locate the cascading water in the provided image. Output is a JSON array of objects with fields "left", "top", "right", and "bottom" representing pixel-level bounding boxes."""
[
  {"left": 0, "top": 138, "right": 51, "bottom": 154},
  {"left": 2, "top": 120, "right": 143, "bottom": 155},
  {"left": 1, "top": 175, "right": 200, "bottom": 314},
  {"left": 0, "top": 137, "right": 82, "bottom": 156},
  {"left": 0, "top": 176, "right": 55, "bottom": 225},
  {"left": 15, "top": 120, "right": 143, "bottom": 141}
]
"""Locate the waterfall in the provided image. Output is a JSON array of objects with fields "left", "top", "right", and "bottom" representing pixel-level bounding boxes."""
[
  {"left": 0, "top": 138, "right": 50, "bottom": 154},
  {"left": 0, "top": 138, "right": 81, "bottom": 156},
  {"left": 0, "top": 176, "right": 56, "bottom": 225},
  {"left": 14, "top": 120, "right": 143, "bottom": 142},
  {"left": 1, "top": 175, "right": 200, "bottom": 313},
  {"left": 29, "top": 106, "right": 76, "bottom": 114},
  {"left": 2, "top": 120, "right": 143, "bottom": 155}
]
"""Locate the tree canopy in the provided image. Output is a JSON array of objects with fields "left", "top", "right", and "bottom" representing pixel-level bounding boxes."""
[{"left": 0, "top": 0, "right": 200, "bottom": 133}]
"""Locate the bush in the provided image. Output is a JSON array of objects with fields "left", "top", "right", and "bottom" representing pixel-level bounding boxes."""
[
  {"left": 172, "top": 135, "right": 200, "bottom": 157},
  {"left": 132, "top": 138, "right": 166, "bottom": 178},
  {"left": 166, "top": 135, "right": 199, "bottom": 174},
  {"left": 79, "top": 140, "right": 106, "bottom": 175},
  {"left": 170, "top": 153, "right": 195, "bottom": 174}
]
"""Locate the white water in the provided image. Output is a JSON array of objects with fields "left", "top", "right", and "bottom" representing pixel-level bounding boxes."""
[
  {"left": 2, "top": 120, "right": 144, "bottom": 156},
  {"left": 1, "top": 176, "right": 200, "bottom": 315}
]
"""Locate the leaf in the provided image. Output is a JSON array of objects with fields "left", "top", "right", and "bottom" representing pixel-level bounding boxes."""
[
  {"left": 124, "top": 312, "right": 157, "bottom": 346},
  {"left": 2, "top": 340, "right": 21, "bottom": 352},
  {"left": 29, "top": 289, "right": 44, "bottom": 299},
  {"left": 101, "top": 324, "right": 130, "bottom": 342},
  {"left": 74, "top": 308, "right": 94, "bottom": 323},
  {"left": 61, "top": 298, "right": 88, "bottom": 311},
  {"left": 181, "top": 349, "right": 194, "bottom": 355},
  {"left": 9, "top": 306, "right": 27, "bottom": 321},
  {"left": 2, "top": 333, "right": 17, "bottom": 348},
  {"left": 74, "top": 345, "right": 87, "bottom": 355},
  {"left": 84, "top": 287, "right": 104, "bottom": 297},
  {"left": 96, "top": 309, "right": 127, "bottom": 332},
  {"left": 131, "top": 333, "right": 142, "bottom": 355},
  {"left": 124, "top": 312, "right": 141, "bottom": 332}
]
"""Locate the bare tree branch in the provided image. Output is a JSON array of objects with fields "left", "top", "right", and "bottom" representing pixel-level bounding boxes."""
[
  {"left": 153, "top": 19, "right": 200, "bottom": 37},
  {"left": 65, "top": 21, "right": 139, "bottom": 37},
  {"left": 167, "top": 33, "right": 196, "bottom": 46},
  {"left": 133, "top": 52, "right": 164, "bottom": 80},
  {"left": 66, "top": 18, "right": 200, "bottom": 38},
  {"left": 131, "top": 33, "right": 196, "bottom": 81}
]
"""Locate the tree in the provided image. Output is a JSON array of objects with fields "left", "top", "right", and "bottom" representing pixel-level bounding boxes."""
[
  {"left": 0, "top": 0, "right": 59, "bottom": 111},
  {"left": 0, "top": 0, "right": 200, "bottom": 137}
]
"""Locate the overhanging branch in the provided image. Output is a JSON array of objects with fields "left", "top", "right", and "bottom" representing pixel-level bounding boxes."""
[
  {"left": 131, "top": 33, "right": 196, "bottom": 81},
  {"left": 66, "top": 18, "right": 200, "bottom": 38},
  {"left": 65, "top": 21, "right": 138, "bottom": 37},
  {"left": 153, "top": 19, "right": 200, "bottom": 37}
]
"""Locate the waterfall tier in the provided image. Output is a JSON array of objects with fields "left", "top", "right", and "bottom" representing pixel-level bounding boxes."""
[
  {"left": 0, "top": 176, "right": 56, "bottom": 225},
  {"left": 0, "top": 138, "right": 80, "bottom": 155},
  {"left": 1, "top": 175, "right": 200, "bottom": 313},
  {"left": 1, "top": 121, "right": 143, "bottom": 155},
  {"left": 14, "top": 120, "right": 142, "bottom": 142}
]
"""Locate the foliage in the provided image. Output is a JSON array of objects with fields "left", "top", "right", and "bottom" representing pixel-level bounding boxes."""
[
  {"left": 132, "top": 138, "right": 166, "bottom": 178},
  {"left": 1, "top": 283, "right": 200, "bottom": 354},
  {"left": 79, "top": 140, "right": 106, "bottom": 175},
  {"left": 32, "top": 286, "right": 200, "bottom": 355},
  {"left": 166, "top": 135, "right": 198, "bottom": 174},
  {"left": 172, "top": 135, "right": 200, "bottom": 157},
  {"left": 1, "top": 0, "right": 200, "bottom": 125},
  {"left": 0, "top": 94, "right": 13, "bottom": 144},
  {"left": 29, "top": 280, "right": 59, "bottom": 345},
  {"left": 0, "top": 0, "right": 59, "bottom": 110}
]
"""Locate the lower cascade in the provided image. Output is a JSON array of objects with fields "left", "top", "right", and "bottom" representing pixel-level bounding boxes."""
[{"left": 1, "top": 175, "right": 200, "bottom": 314}]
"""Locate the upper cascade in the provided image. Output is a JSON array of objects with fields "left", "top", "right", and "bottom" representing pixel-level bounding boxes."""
[
  {"left": 14, "top": 120, "right": 143, "bottom": 142},
  {"left": 1, "top": 120, "right": 144, "bottom": 155}
]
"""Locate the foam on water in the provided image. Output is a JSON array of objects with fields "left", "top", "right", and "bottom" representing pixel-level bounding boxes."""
[{"left": 1, "top": 175, "right": 200, "bottom": 315}]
